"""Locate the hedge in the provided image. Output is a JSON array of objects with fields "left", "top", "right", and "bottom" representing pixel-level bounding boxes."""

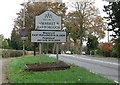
[{"left": 2, "top": 49, "right": 24, "bottom": 58}]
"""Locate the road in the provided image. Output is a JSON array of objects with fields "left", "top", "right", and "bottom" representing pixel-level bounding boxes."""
[{"left": 50, "top": 54, "right": 119, "bottom": 83}]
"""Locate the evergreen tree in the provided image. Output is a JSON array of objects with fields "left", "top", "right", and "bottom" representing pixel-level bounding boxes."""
[
  {"left": 87, "top": 35, "right": 99, "bottom": 55},
  {"left": 11, "top": 28, "right": 22, "bottom": 50}
]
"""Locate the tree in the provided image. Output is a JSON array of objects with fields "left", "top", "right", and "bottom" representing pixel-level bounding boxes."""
[
  {"left": 113, "top": 37, "right": 120, "bottom": 57},
  {"left": 104, "top": 2, "right": 120, "bottom": 38},
  {"left": 0, "top": 34, "right": 4, "bottom": 48},
  {"left": 99, "top": 42, "right": 113, "bottom": 51},
  {"left": 7, "top": 38, "right": 12, "bottom": 49},
  {"left": 3, "top": 39, "right": 9, "bottom": 49},
  {"left": 87, "top": 35, "right": 99, "bottom": 55},
  {"left": 11, "top": 2, "right": 67, "bottom": 51},
  {"left": 104, "top": 2, "right": 120, "bottom": 57},
  {"left": 66, "top": 0, "right": 106, "bottom": 54},
  {"left": 11, "top": 27, "right": 22, "bottom": 50}
]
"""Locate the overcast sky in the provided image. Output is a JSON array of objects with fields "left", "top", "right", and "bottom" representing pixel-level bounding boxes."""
[
  {"left": 0, "top": 0, "right": 23, "bottom": 38},
  {"left": 0, "top": 0, "right": 109, "bottom": 42}
]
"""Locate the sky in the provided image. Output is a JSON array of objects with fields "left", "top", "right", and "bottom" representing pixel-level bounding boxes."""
[
  {"left": 0, "top": 0, "right": 23, "bottom": 38},
  {"left": 0, "top": 0, "right": 109, "bottom": 42}
]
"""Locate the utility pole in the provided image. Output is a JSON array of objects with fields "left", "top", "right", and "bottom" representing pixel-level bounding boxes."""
[
  {"left": 22, "top": 0, "right": 26, "bottom": 56},
  {"left": 108, "top": 30, "right": 109, "bottom": 42}
]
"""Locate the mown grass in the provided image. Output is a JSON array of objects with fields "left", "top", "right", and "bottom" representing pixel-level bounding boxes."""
[{"left": 8, "top": 55, "right": 116, "bottom": 83}]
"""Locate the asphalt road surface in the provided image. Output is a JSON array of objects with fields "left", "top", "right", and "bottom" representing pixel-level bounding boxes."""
[{"left": 50, "top": 54, "right": 120, "bottom": 83}]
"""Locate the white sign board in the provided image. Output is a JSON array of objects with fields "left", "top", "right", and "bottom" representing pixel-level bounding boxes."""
[
  {"left": 31, "top": 31, "right": 66, "bottom": 43},
  {"left": 35, "top": 10, "right": 61, "bottom": 31},
  {"left": 21, "top": 37, "right": 28, "bottom": 41}
]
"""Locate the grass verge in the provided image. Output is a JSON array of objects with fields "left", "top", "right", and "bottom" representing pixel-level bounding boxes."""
[{"left": 8, "top": 55, "right": 116, "bottom": 83}]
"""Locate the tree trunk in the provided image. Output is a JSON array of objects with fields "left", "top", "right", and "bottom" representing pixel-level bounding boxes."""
[
  {"left": 74, "top": 40, "right": 77, "bottom": 54},
  {"left": 79, "top": 38, "right": 83, "bottom": 55}
]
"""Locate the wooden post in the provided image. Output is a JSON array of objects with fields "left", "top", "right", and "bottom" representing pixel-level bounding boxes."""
[
  {"left": 56, "top": 43, "right": 59, "bottom": 61},
  {"left": 34, "top": 43, "right": 36, "bottom": 56},
  {"left": 23, "top": 40, "right": 25, "bottom": 56},
  {"left": 39, "top": 43, "right": 42, "bottom": 63}
]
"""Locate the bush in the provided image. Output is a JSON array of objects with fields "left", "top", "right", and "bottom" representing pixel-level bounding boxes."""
[
  {"left": 2, "top": 49, "right": 24, "bottom": 58},
  {"left": 111, "top": 51, "right": 118, "bottom": 58},
  {"left": 91, "top": 50, "right": 94, "bottom": 55},
  {"left": 86, "top": 49, "right": 90, "bottom": 55},
  {"left": 102, "top": 50, "right": 112, "bottom": 57},
  {"left": 96, "top": 49, "right": 102, "bottom": 55}
]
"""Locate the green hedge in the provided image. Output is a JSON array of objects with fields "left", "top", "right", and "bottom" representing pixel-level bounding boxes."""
[{"left": 2, "top": 49, "right": 25, "bottom": 58}]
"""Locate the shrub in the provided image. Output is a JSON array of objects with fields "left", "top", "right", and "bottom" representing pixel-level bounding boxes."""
[
  {"left": 2, "top": 49, "right": 24, "bottom": 58},
  {"left": 111, "top": 51, "right": 118, "bottom": 58},
  {"left": 91, "top": 50, "right": 94, "bottom": 55},
  {"left": 96, "top": 49, "right": 101, "bottom": 55},
  {"left": 102, "top": 50, "right": 112, "bottom": 57},
  {"left": 86, "top": 49, "right": 90, "bottom": 55}
]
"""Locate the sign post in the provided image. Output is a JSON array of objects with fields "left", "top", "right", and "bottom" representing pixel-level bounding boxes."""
[
  {"left": 31, "top": 10, "right": 66, "bottom": 62},
  {"left": 39, "top": 43, "right": 42, "bottom": 63},
  {"left": 34, "top": 43, "right": 36, "bottom": 56},
  {"left": 21, "top": 27, "right": 27, "bottom": 56},
  {"left": 22, "top": 37, "right": 25, "bottom": 56},
  {"left": 56, "top": 43, "right": 59, "bottom": 61}
]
